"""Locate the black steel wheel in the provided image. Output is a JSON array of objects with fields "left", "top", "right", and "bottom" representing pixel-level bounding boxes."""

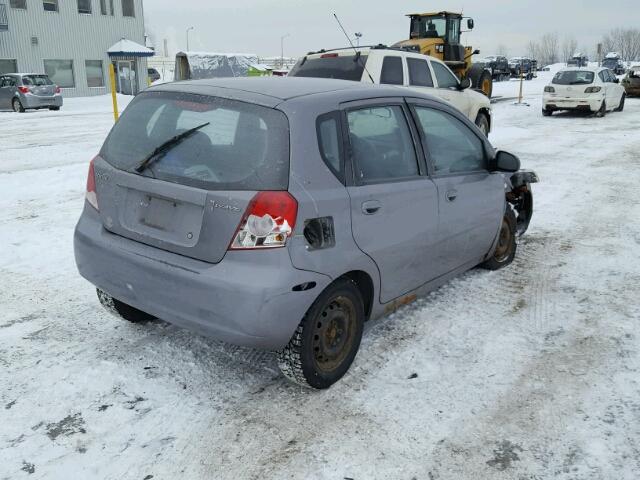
[
  {"left": 481, "top": 210, "right": 517, "bottom": 270},
  {"left": 277, "top": 279, "right": 365, "bottom": 389}
]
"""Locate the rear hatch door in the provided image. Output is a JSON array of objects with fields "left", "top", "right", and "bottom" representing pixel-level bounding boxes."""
[
  {"left": 96, "top": 90, "right": 290, "bottom": 264},
  {"left": 23, "top": 75, "right": 56, "bottom": 96}
]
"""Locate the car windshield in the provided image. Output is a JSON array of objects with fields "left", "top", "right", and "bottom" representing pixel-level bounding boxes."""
[
  {"left": 101, "top": 91, "right": 290, "bottom": 191},
  {"left": 552, "top": 70, "right": 594, "bottom": 85},
  {"left": 22, "top": 75, "right": 53, "bottom": 86},
  {"left": 288, "top": 54, "right": 368, "bottom": 81}
]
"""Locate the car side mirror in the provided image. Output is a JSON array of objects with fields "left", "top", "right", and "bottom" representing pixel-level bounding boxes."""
[
  {"left": 467, "top": 18, "right": 474, "bottom": 30},
  {"left": 493, "top": 150, "right": 520, "bottom": 172},
  {"left": 458, "top": 77, "right": 471, "bottom": 90}
]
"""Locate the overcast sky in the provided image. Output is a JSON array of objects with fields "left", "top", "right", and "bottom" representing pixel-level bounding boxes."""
[{"left": 143, "top": 0, "right": 640, "bottom": 59}]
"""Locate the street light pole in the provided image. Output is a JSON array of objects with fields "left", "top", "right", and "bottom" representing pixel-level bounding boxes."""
[
  {"left": 280, "top": 33, "right": 290, "bottom": 69},
  {"left": 186, "top": 26, "right": 194, "bottom": 52}
]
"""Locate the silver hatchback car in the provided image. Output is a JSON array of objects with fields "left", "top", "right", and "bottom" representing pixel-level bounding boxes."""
[
  {"left": 74, "top": 77, "right": 537, "bottom": 388},
  {"left": 0, "top": 73, "right": 63, "bottom": 112}
]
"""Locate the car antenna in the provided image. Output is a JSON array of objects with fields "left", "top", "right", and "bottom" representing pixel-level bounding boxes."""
[{"left": 333, "top": 13, "right": 375, "bottom": 84}]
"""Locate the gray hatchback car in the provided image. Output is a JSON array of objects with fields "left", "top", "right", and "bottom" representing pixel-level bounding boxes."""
[
  {"left": 0, "top": 73, "right": 63, "bottom": 112},
  {"left": 74, "top": 77, "right": 537, "bottom": 388}
]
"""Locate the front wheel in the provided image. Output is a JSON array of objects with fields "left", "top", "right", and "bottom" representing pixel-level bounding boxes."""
[
  {"left": 481, "top": 210, "right": 517, "bottom": 271},
  {"left": 542, "top": 108, "right": 553, "bottom": 117},
  {"left": 277, "top": 279, "right": 365, "bottom": 389},
  {"left": 615, "top": 94, "right": 625, "bottom": 112},
  {"left": 49, "top": 106, "right": 61, "bottom": 111},
  {"left": 12, "top": 98, "right": 25, "bottom": 113}
]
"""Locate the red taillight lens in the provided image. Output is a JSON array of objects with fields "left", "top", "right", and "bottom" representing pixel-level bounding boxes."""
[
  {"left": 85, "top": 157, "right": 99, "bottom": 210},
  {"left": 55, "top": 86, "right": 61, "bottom": 94},
  {"left": 321, "top": 53, "right": 339, "bottom": 58},
  {"left": 230, "top": 191, "right": 298, "bottom": 249},
  {"left": 18, "top": 86, "right": 29, "bottom": 94}
]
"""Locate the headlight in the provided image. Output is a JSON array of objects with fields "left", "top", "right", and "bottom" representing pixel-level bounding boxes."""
[
  {"left": 584, "top": 86, "right": 602, "bottom": 93},
  {"left": 544, "top": 86, "right": 555, "bottom": 93}
]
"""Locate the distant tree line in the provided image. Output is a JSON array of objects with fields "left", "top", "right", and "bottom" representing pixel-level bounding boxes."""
[{"left": 522, "top": 28, "right": 640, "bottom": 66}]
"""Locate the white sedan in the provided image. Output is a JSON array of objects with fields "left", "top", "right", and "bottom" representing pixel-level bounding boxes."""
[{"left": 542, "top": 67, "right": 626, "bottom": 117}]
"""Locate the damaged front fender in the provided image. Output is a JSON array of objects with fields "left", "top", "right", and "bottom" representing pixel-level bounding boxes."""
[{"left": 504, "top": 169, "right": 539, "bottom": 236}]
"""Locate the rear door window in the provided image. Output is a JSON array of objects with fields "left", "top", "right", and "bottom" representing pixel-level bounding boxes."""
[
  {"left": 101, "top": 91, "right": 290, "bottom": 191},
  {"left": 347, "top": 105, "right": 419, "bottom": 183},
  {"left": 380, "top": 57, "right": 404, "bottom": 85},
  {"left": 288, "top": 54, "right": 368, "bottom": 81},
  {"left": 413, "top": 107, "right": 486, "bottom": 175},
  {"left": 317, "top": 112, "right": 344, "bottom": 182},
  {"left": 431, "top": 62, "right": 459, "bottom": 89},
  {"left": 407, "top": 58, "right": 434, "bottom": 87}
]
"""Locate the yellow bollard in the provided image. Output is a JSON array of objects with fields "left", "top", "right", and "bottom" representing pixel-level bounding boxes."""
[{"left": 109, "top": 63, "right": 119, "bottom": 122}]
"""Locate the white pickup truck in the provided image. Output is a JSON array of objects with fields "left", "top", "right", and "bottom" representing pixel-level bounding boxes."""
[{"left": 288, "top": 45, "right": 493, "bottom": 136}]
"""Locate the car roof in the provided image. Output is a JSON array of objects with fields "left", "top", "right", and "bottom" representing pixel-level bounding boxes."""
[
  {"left": 558, "top": 67, "right": 601, "bottom": 73},
  {"left": 303, "top": 46, "right": 450, "bottom": 66},
  {"left": 149, "top": 76, "right": 448, "bottom": 109}
]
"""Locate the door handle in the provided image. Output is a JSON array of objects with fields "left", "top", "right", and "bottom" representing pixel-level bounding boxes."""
[
  {"left": 361, "top": 200, "right": 382, "bottom": 215},
  {"left": 446, "top": 190, "right": 458, "bottom": 202}
]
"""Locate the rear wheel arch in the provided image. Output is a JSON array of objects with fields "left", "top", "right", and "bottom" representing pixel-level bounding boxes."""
[{"left": 340, "top": 270, "right": 374, "bottom": 321}]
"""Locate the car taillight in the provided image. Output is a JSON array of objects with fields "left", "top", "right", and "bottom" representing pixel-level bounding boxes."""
[
  {"left": 230, "top": 191, "right": 298, "bottom": 249},
  {"left": 320, "top": 53, "right": 339, "bottom": 58},
  {"left": 544, "top": 86, "right": 555, "bottom": 93},
  {"left": 86, "top": 158, "right": 99, "bottom": 210},
  {"left": 585, "top": 86, "right": 601, "bottom": 93},
  {"left": 18, "top": 86, "right": 29, "bottom": 94},
  {"left": 55, "top": 86, "right": 61, "bottom": 94}
]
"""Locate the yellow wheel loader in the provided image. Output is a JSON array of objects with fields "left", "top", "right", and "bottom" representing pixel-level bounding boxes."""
[{"left": 393, "top": 11, "right": 493, "bottom": 97}]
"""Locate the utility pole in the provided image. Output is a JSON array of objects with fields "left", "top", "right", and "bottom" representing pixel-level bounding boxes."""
[
  {"left": 354, "top": 32, "right": 362, "bottom": 47},
  {"left": 280, "top": 33, "right": 290, "bottom": 69},
  {"left": 186, "top": 26, "right": 194, "bottom": 52}
]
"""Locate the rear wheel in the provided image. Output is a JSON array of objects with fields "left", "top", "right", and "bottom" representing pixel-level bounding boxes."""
[
  {"left": 542, "top": 108, "right": 553, "bottom": 117},
  {"left": 481, "top": 210, "right": 517, "bottom": 271},
  {"left": 595, "top": 101, "right": 607, "bottom": 117},
  {"left": 474, "top": 112, "right": 490, "bottom": 137},
  {"left": 615, "top": 94, "right": 625, "bottom": 112},
  {"left": 277, "top": 279, "right": 364, "bottom": 389},
  {"left": 49, "top": 106, "right": 61, "bottom": 111},
  {"left": 96, "top": 288, "right": 155, "bottom": 323},
  {"left": 12, "top": 98, "right": 25, "bottom": 113}
]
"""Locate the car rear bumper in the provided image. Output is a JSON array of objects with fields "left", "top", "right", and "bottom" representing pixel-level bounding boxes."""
[
  {"left": 543, "top": 95, "right": 602, "bottom": 112},
  {"left": 21, "top": 93, "right": 63, "bottom": 109},
  {"left": 74, "top": 204, "right": 331, "bottom": 349}
]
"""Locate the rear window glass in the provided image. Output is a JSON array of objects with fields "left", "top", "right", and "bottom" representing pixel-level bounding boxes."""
[
  {"left": 553, "top": 71, "right": 594, "bottom": 85},
  {"left": 380, "top": 57, "right": 404, "bottom": 85},
  {"left": 22, "top": 75, "right": 53, "bottom": 86},
  {"left": 288, "top": 54, "right": 368, "bottom": 81},
  {"left": 101, "top": 91, "right": 290, "bottom": 191}
]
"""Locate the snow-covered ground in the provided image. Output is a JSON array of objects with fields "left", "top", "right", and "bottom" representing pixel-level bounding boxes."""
[{"left": 1, "top": 73, "right": 640, "bottom": 479}]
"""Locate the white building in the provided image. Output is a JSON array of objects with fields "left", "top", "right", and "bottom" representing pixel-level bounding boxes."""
[{"left": 0, "top": 0, "right": 152, "bottom": 96}]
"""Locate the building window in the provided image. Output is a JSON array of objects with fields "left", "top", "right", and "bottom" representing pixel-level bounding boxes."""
[
  {"left": 0, "top": 59, "right": 18, "bottom": 75},
  {"left": 85, "top": 60, "right": 105, "bottom": 87},
  {"left": 100, "top": 0, "right": 107, "bottom": 15},
  {"left": 122, "top": 0, "right": 135, "bottom": 17},
  {"left": 109, "top": 0, "right": 114, "bottom": 15},
  {"left": 44, "top": 60, "right": 75, "bottom": 88},
  {"left": 77, "top": 0, "right": 92, "bottom": 14},
  {"left": 43, "top": 0, "right": 58, "bottom": 12},
  {"left": 10, "top": 0, "right": 27, "bottom": 9}
]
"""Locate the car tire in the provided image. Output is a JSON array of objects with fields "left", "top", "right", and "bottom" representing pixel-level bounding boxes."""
[
  {"left": 277, "top": 278, "right": 365, "bottom": 389},
  {"left": 474, "top": 112, "right": 490, "bottom": 137},
  {"left": 480, "top": 209, "right": 517, "bottom": 271},
  {"left": 12, "top": 98, "right": 25, "bottom": 113},
  {"left": 615, "top": 94, "right": 625, "bottom": 112},
  {"left": 595, "top": 101, "right": 607, "bottom": 117},
  {"left": 542, "top": 108, "right": 553, "bottom": 117},
  {"left": 49, "top": 106, "right": 61, "bottom": 111},
  {"left": 96, "top": 288, "right": 156, "bottom": 323}
]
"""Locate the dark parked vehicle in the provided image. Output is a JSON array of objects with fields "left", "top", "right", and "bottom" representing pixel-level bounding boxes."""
[
  {"left": 622, "top": 64, "right": 640, "bottom": 96},
  {"left": 480, "top": 55, "right": 511, "bottom": 81},
  {"left": 602, "top": 54, "right": 625, "bottom": 75},
  {"left": 148, "top": 67, "right": 161, "bottom": 82},
  {"left": 509, "top": 57, "right": 537, "bottom": 80},
  {"left": 567, "top": 54, "right": 589, "bottom": 68},
  {"left": 0, "top": 73, "right": 63, "bottom": 112},
  {"left": 74, "top": 77, "right": 538, "bottom": 389}
]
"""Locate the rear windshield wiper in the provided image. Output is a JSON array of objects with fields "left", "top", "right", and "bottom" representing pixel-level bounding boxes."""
[{"left": 134, "top": 122, "right": 210, "bottom": 173}]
